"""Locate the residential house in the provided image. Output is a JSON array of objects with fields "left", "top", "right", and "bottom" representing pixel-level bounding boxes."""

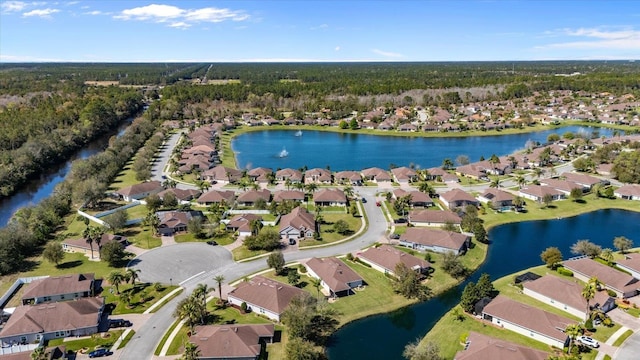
[
  {"left": 439, "top": 189, "right": 479, "bottom": 209},
  {"left": 392, "top": 189, "right": 434, "bottom": 207},
  {"left": 562, "top": 172, "right": 608, "bottom": 190},
  {"left": 333, "top": 171, "right": 363, "bottom": 185},
  {"left": 115, "top": 181, "right": 163, "bottom": 202},
  {"left": 361, "top": 167, "right": 392, "bottom": 183},
  {"left": 247, "top": 167, "right": 273, "bottom": 184},
  {"left": 62, "top": 234, "right": 128, "bottom": 259},
  {"left": 425, "top": 167, "right": 448, "bottom": 181},
  {"left": 455, "top": 164, "right": 487, "bottom": 180},
  {"left": 21, "top": 274, "right": 95, "bottom": 305},
  {"left": 408, "top": 210, "right": 462, "bottom": 227},
  {"left": 441, "top": 173, "right": 460, "bottom": 183},
  {"left": 227, "top": 276, "right": 306, "bottom": 322},
  {"left": 157, "top": 188, "right": 201, "bottom": 203},
  {"left": 615, "top": 184, "right": 640, "bottom": 201},
  {"left": 178, "top": 154, "right": 213, "bottom": 173},
  {"left": 358, "top": 245, "right": 430, "bottom": 277},
  {"left": 539, "top": 179, "right": 583, "bottom": 195},
  {"left": 226, "top": 214, "right": 262, "bottom": 237},
  {"left": 399, "top": 228, "right": 470, "bottom": 255},
  {"left": 454, "top": 332, "right": 548, "bottom": 360},
  {"left": 305, "top": 257, "right": 364, "bottom": 297},
  {"left": 477, "top": 188, "right": 514, "bottom": 210},
  {"left": 519, "top": 185, "right": 565, "bottom": 202},
  {"left": 313, "top": 188, "right": 348, "bottom": 207},
  {"left": 0, "top": 297, "right": 104, "bottom": 347},
  {"left": 523, "top": 275, "right": 616, "bottom": 319},
  {"left": 272, "top": 190, "right": 305, "bottom": 203},
  {"left": 275, "top": 168, "right": 303, "bottom": 184},
  {"left": 617, "top": 253, "right": 640, "bottom": 280},
  {"left": 279, "top": 206, "right": 316, "bottom": 240},
  {"left": 156, "top": 210, "right": 205, "bottom": 236},
  {"left": 304, "top": 168, "right": 332, "bottom": 184},
  {"left": 236, "top": 189, "right": 271, "bottom": 207},
  {"left": 481, "top": 295, "right": 571, "bottom": 349},
  {"left": 189, "top": 324, "right": 274, "bottom": 360},
  {"left": 201, "top": 166, "right": 242, "bottom": 184},
  {"left": 390, "top": 167, "right": 418, "bottom": 184},
  {"left": 197, "top": 190, "right": 236, "bottom": 206},
  {"left": 563, "top": 257, "right": 640, "bottom": 298}
]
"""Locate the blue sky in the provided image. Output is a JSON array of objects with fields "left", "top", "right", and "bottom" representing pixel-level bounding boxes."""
[{"left": 1, "top": 0, "right": 639, "bottom": 62}]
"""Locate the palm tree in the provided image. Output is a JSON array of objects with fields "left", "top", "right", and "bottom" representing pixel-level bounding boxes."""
[
  {"left": 30, "top": 346, "right": 47, "bottom": 360},
  {"left": 91, "top": 226, "right": 104, "bottom": 251},
  {"left": 108, "top": 271, "right": 124, "bottom": 294},
  {"left": 343, "top": 185, "right": 354, "bottom": 199},
  {"left": 181, "top": 342, "right": 201, "bottom": 360},
  {"left": 119, "top": 291, "right": 132, "bottom": 308},
  {"left": 582, "top": 281, "right": 596, "bottom": 322},
  {"left": 515, "top": 175, "right": 526, "bottom": 189},
  {"left": 83, "top": 225, "right": 102, "bottom": 259},
  {"left": 193, "top": 283, "right": 209, "bottom": 310},
  {"left": 310, "top": 277, "right": 322, "bottom": 300},
  {"left": 284, "top": 178, "right": 292, "bottom": 190},
  {"left": 214, "top": 275, "right": 225, "bottom": 302},
  {"left": 126, "top": 268, "right": 141, "bottom": 285},
  {"left": 533, "top": 167, "right": 544, "bottom": 180},
  {"left": 143, "top": 212, "right": 161, "bottom": 241},
  {"left": 564, "top": 323, "right": 582, "bottom": 354},
  {"left": 174, "top": 295, "right": 205, "bottom": 331},
  {"left": 601, "top": 248, "right": 614, "bottom": 265},
  {"left": 489, "top": 177, "right": 501, "bottom": 188}
]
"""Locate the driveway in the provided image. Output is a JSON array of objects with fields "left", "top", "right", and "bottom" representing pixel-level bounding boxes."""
[
  {"left": 130, "top": 243, "right": 234, "bottom": 284},
  {"left": 609, "top": 308, "right": 640, "bottom": 331}
]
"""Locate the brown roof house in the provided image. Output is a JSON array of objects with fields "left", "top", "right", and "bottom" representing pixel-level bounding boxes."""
[
  {"left": 226, "top": 214, "right": 262, "bottom": 237},
  {"left": 358, "top": 245, "right": 430, "bottom": 277},
  {"left": 62, "top": 234, "right": 128, "bottom": 260},
  {"left": 201, "top": 166, "right": 242, "bottom": 184},
  {"left": 399, "top": 228, "right": 470, "bottom": 255},
  {"left": 279, "top": 207, "right": 316, "bottom": 241},
  {"left": 523, "top": 275, "right": 616, "bottom": 319},
  {"left": 477, "top": 188, "right": 515, "bottom": 211},
  {"left": 393, "top": 189, "right": 434, "bottom": 207},
  {"left": 408, "top": 209, "right": 462, "bottom": 227},
  {"left": 247, "top": 167, "right": 273, "bottom": 184},
  {"left": 481, "top": 295, "right": 571, "bottom": 349},
  {"left": 539, "top": 179, "right": 583, "bottom": 195},
  {"left": 454, "top": 332, "right": 548, "bottom": 360},
  {"left": 189, "top": 324, "right": 275, "bottom": 360},
  {"left": 304, "top": 168, "right": 332, "bottom": 184},
  {"left": 157, "top": 188, "right": 202, "bottom": 203},
  {"left": 21, "top": 274, "right": 95, "bottom": 305},
  {"left": 272, "top": 190, "right": 305, "bottom": 203},
  {"left": 360, "top": 167, "right": 392, "bottom": 183},
  {"left": 616, "top": 253, "right": 640, "bottom": 280},
  {"left": 334, "top": 171, "right": 363, "bottom": 185},
  {"left": 439, "top": 189, "right": 479, "bottom": 209},
  {"left": 197, "top": 190, "right": 236, "bottom": 206},
  {"left": 275, "top": 168, "right": 303, "bottom": 183},
  {"left": 390, "top": 167, "right": 418, "bottom": 184},
  {"left": 615, "top": 184, "right": 640, "bottom": 201},
  {"left": 115, "top": 181, "right": 163, "bottom": 202},
  {"left": 227, "top": 276, "right": 306, "bottom": 322},
  {"left": 156, "top": 210, "right": 205, "bottom": 236},
  {"left": 562, "top": 172, "right": 608, "bottom": 190},
  {"left": 305, "top": 257, "right": 364, "bottom": 297},
  {"left": 313, "top": 188, "right": 347, "bottom": 207},
  {"left": 519, "top": 185, "right": 565, "bottom": 202},
  {"left": 563, "top": 257, "right": 640, "bottom": 298},
  {"left": 0, "top": 297, "right": 104, "bottom": 348},
  {"left": 236, "top": 189, "right": 271, "bottom": 207}
]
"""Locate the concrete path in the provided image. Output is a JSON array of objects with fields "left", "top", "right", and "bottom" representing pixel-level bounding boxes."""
[{"left": 161, "top": 235, "right": 176, "bottom": 246}]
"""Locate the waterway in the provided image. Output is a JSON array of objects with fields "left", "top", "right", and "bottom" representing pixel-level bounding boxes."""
[
  {"left": 233, "top": 126, "right": 613, "bottom": 171},
  {"left": 327, "top": 209, "right": 640, "bottom": 359},
  {"left": 0, "top": 119, "right": 132, "bottom": 226}
]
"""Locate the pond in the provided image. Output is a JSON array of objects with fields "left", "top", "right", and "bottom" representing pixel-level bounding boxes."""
[
  {"left": 326, "top": 209, "right": 640, "bottom": 359},
  {"left": 232, "top": 126, "right": 613, "bottom": 171}
]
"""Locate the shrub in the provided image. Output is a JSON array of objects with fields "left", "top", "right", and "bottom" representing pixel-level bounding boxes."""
[
  {"left": 240, "top": 302, "right": 248, "bottom": 313},
  {"left": 556, "top": 267, "right": 573, "bottom": 277},
  {"left": 585, "top": 319, "right": 594, "bottom": 331},
  {"left": 607, "top": 289, "right": 617, "bottom": 297},
  {"left": 297, "top": 264, "right": 307, "bottom": 273},
  {"left": 346, "top": 253, "right": 354, "bottom": 261}
]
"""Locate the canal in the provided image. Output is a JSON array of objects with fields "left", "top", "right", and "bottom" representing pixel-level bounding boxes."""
[{"left": 327, "top": 209, "right": 640, "bottom": 359}]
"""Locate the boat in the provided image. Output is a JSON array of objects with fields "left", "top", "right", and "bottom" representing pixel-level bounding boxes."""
[
  {"left": 295, "top": 130, "right": 302, "bottom": 136},
  {"left": 278, "top": 148, "right": 289, "bottom": 158}
]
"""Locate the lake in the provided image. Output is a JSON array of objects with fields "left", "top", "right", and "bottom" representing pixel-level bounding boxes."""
[
  {"left": 0, "top": 119, "right": 132, "bottom": 226},
  {"left": 326, "top": 209, "right": 640, "bottom": 359},
  {"left": 232, "top": 126, "right": 613, "bottom": 171}
]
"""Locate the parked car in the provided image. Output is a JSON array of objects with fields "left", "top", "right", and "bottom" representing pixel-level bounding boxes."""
[
  {"left": 361, "top": 197, "right": 367, "bottom": 203},
  {"left": 289, "top": 238, "right": 296, "bottom": 245},
  {"left": 89, "top": 348, "right": 113, "bottom": 358},
  {"left": 206, "top": 240, "right": 218, "bottom": 246},
  {"left": 376, "top": 202, "right": 381, "bottom": 207},
  {"left": 394, "top": 218, "right": 407, "bottom": 224},
  {"left": 390, "top": 233, "right": 400, "bottom": 240},
  {"left": 578, "top": 336, "right": 599, "bottom": 348},
  {"left": 109, "top": 319, "right": 132, "bottom": 328}
]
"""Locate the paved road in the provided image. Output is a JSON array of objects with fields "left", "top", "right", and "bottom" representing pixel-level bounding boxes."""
[
  {"left": 616, "top": 331, "right": 640, "bottom": 360},
  {"left": 151, "top": 132, "right": 183, "bottom": 183}
]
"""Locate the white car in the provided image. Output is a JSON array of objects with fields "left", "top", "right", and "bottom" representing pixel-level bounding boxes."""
[{"left": 578, "top": 336, "right": 599, "bottom": 348}]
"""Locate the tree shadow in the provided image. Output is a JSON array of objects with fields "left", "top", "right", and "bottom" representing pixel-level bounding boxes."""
[
  {"left": 296, "top": 281, "right": 308, "bottom": 288},
  {"left": 56, "top": 260, "right": 83, "bottom": 269}
]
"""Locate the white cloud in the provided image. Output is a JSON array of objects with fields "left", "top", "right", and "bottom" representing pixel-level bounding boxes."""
[
  {"left": 2, "top": 1, "right": 45, "bottom": 13},
  {"left": 538, "top": 27, "right": 640, "bottom": 50},
  {"left": 335, "top": 46, "right": 341, "bottom": 51},
  {"left": 311, "top": 23, "right": 329, "bottom": 30},
  {"left": 84, "top": 10, "right": 111, "bottom": 16},
  {"left": 114, "top": 3, "right": 249, "bottom": 28},
  {"left": 372, "top": 48, "right": 404, "bottom": 58},
  {"left": 23, "top": 8, "right": 60, "bottom": 18}
]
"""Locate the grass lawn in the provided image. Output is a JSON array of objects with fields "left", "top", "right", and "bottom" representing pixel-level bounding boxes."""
[
  {"left": 481, "top": 194, "right": 640, "bottom": 230},
  {"left": 109, "top": 160, "right": 138, "bottom": 191},
  {"left": 174, "top": 231, "right": 235, "bottom": 246},
  {"left": 104, "top": 283, "right": 179, "bottom": 315},
  {"left": 121, "top": 225, "right": 162, "bottom": 249},
  {"left": 48, "top": 330, "right": 124, "bottom": 352},
  {"left": 300, "top": 213, "right": 362, "bottom": 248},
  {"left": 232, "top": 246, "right": 268, "bottom": 261},
  {"left": 124, "top": 204, "right": 148, "bottom": 220}
]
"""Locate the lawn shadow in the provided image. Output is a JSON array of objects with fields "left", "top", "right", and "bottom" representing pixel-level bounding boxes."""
[{"left": 56, "top": 260, "right": 83, "bottom": 269}]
